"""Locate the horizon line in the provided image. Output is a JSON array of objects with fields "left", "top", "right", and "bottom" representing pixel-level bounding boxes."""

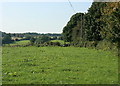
[
  {"left": 0, "top": 0, "right": 119, "bottom": 2},
  {"left": 0, "top": 0, "right": 93, "bottom": 2},
  {"left": 1, "top": 31, "right": 62, "bottom": 34}
]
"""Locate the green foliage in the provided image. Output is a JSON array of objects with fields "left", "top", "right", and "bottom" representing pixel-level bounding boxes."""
[
  {"left": 101, "top": 3, "right": 120, "bottom": 42},
  {"left": 62, "top": 3, "right": 106, "bottom": 43},
  {"left": 63, "top": 13, "right": 84, "bottom": 42},
  {"left": 2, "top": 35, "right": 13, "bottom": 44},
  {"left": 96, "top": 40, "right": 117, "bottom": 52},
  {"left": 3, "top": 40, "right": 31, "bottom": 47},
  {"left": 46, "top": 42, "right": 61, "bottom": 46},
  {"left": 50, "top": 40, "right": 65, "bottom": 45},
  {"left": 84, "top": 2, "right": 106, "bottom": 41},
  {"left": 35, "top": 35, "right": 50, "bottom": 45},
  {"left": 24, "top": 35, "right": 31, "bottom": 40},
  {"left": 62, "top": 2, "right": 119, "bottom": 52},
  {"left": 12, "top": 40, "right": 30, "bottom": 45},
  {"left": 2, "top": 46, "right": 118, "bottom": 84},
  {"left": 50, "top": 36, "right": 57, "bottom": 40},
  {"left": 30, "top": 37, "right": 36, "bottom": 44}
]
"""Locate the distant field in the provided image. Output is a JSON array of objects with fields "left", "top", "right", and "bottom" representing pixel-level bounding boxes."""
[
  {"left": 5, "top": 40, "right": 65, "bottom": 46},
  {"left": 5, "top": 40, "right": 30, "bottom": 46},
  {"left": 2, "top": 46, "right": 118, "bottom": 84},
  {"left": 50, "top": 40, "right": 69, "bottom": 45},
  {"left": 12, "top": 40, "right": 30, "bottom": 45}
]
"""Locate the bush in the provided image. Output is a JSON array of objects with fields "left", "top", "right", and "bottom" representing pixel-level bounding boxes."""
[
  {"left": 24, "top": 35, "right": 31, "bottom": 40},
  {"left": 96, "top": 40, "right": 117, "bottom": 52},
  {"left": 72, "top": 41, "right": 97, "bottom": 48},
  {"left": 2, "top": 35, "right": 13, "bottom": 44},
  {"left": 30, "top": 37, "right": 36, "bottom": 44},
  {"left": 35, "top": 36, "right": 50, "bottom": 45},
  {"left": 45, "top": 42, "right": 61, "bottom": 46},
  {"left": 85, "top": 41, "right": 98, "bottom": 48}
]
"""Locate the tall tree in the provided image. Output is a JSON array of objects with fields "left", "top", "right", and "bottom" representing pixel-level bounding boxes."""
[{"left": 62, "top": 13, "right": 84, "bottom": 43}]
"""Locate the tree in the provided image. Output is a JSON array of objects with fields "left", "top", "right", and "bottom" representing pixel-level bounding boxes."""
[
  {"left": 84, "top": 2, "right": 106, "bottom": 41},
  {"left": 62, "top": 13, "right": 84, "bottom": 43},
  {"left": 62, "top": 2, "right": 119, "bottom": 49},
  {"left": 2, "top": 35, "right": 13, "bottom": 44},
  {"left": 24, "top": 35, "right": 31, "bottom": 40},
  {"left": 99, "top": 2, "right": 119, "bottom": 42},
  {"left": 35, "top": 35, "right": 50, "bottom": 44},
  {"left": 30, "top": 37, "right": 36, "bottom": 44}
]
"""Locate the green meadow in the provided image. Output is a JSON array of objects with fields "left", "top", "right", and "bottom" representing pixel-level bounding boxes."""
[
  {"left": 50, "top": 40, "right": 69, "bottom": 45},
  {"left": 9, "top": 40, "right": 30, "bottom": 46},
  {"left": 2, "top": 46, "right": 118, "bottom": 84},
  {"left": 1, "top": 1, "right": 119, "bottom": 84}
]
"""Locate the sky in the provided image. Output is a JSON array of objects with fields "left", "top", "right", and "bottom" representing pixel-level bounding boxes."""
[{"left": 1, "top": 1, "right": 93, "bottom": 33}]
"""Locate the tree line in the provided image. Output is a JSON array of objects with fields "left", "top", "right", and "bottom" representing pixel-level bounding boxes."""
[
  {"left": 1, "top": 32, "right": 63, "bottom": 44},
  {"left": 62, "top": 2, "right": 120, "bottom": 53}
]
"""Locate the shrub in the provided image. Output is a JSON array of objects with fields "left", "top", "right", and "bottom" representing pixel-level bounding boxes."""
[
  {"left": 30, "top": 37, "right": 36, "bottom": 44},
  {"left": 96, "top": 40, "right": 117, "bottom": 52},
  {"left": 2, "top": 35, "right": 13, "bottom": 44},
  {"left": 46, "top": 42, "right": 61, "bottom": 46},
  {"left": 35, "top": 36, "right": 50, "bottom": 45}
]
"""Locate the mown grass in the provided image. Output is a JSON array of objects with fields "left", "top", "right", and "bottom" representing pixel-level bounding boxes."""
[{"left": 2, "top": 46, "right": 118, "bottom": 84}]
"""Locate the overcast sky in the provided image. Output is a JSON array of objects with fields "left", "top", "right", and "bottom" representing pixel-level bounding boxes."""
[{"left": 1, "top": 2, "right": 92, "bottom": 33}]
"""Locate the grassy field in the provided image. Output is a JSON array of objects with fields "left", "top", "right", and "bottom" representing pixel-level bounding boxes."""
[
  {"left": 50, "top": 40, "right": 69, "bottom": 45},
  {"left": 5, "top": 40, "right": 30, "bottom": 46},
  {"left": 2, "top": 46, "right": 118, "bottom": 84},
  {"left": 13, "top": 40, "right": 30, "bottom": 45}
]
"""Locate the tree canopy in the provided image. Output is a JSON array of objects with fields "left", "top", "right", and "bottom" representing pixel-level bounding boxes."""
[
  {"left": 62, "top": 2, "right": 120, "bottom": 47},
  {"left": 2, "top": 35, "right": 13, "bottom": 44}
]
